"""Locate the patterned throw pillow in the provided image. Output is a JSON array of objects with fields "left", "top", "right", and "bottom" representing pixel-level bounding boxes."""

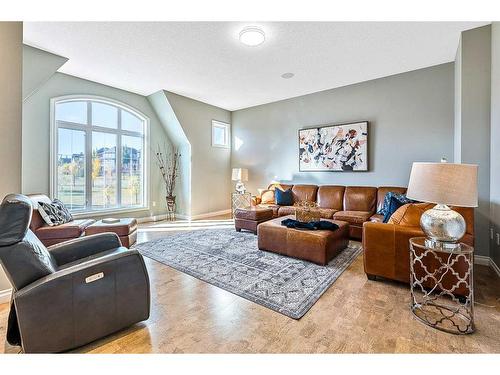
[{"left": 38, "top": 199, "right": 73, "bottom": 226}]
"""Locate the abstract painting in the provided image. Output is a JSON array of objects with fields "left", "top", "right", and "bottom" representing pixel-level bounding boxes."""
[{"left": 298, "top": 121, "right": 368, "bottom": 171}]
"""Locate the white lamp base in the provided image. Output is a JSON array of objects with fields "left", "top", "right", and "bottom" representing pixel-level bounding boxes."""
[{"left": 235, "top": 181, "right": 246, "bottom": 194}]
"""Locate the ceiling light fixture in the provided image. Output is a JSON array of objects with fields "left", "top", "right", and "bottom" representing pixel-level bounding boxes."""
[
  {"left": 281, "top": 72, "right": 294, "bottom": 79},
  {"left": 239, "top": 27, "right": 265, "bottom": 46}
]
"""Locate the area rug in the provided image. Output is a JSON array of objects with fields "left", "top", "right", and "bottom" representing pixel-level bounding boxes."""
[{"left": 134, "top": 228, "right": 362, "bottom": 319}]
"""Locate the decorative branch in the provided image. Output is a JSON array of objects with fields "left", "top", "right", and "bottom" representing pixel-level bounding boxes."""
[{"left": 154, "top": 143, "right": 181, "bottom": 197}]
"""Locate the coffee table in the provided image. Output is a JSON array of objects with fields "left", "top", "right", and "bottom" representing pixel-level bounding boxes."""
[{"left": 257, "top": 215, "right": 350, "bottom": 265}]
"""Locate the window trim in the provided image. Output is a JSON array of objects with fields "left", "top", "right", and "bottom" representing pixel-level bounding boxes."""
[
  {"left": 211, "top": 120, "right": 231, "bottom": 149},
  {"left": 50, "top": 95, "right": 150, "bottom": 215}
]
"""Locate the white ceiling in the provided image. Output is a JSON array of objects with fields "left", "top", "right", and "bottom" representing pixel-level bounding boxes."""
[{"left": 24, "top": 22, "right": 488, "bottom": 111}]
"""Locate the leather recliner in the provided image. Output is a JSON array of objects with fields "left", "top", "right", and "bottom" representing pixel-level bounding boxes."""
[{"left": 0, "top": 194, "right": 150, "bottom": 353}]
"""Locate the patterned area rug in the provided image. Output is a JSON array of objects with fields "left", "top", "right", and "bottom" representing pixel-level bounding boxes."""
[{"left": 134, "top": 228, "right": 362, "bottom": 319}]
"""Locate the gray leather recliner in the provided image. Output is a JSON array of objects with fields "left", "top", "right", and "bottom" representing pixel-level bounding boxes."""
[{"left": 0, "top": 194, "right": 150, "bottom": 353}]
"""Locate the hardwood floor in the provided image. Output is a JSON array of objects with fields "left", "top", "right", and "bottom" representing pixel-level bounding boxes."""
[{"left": 1, "top": 216, "right": 499, "bottom": 353}]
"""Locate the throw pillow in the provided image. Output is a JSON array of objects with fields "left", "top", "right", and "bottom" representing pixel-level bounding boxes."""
[
  {"left": 382, "top": 193, "right": 415, "bottom": 223},
  {"left": 38, "top": 199, "right": 73, "bottom": 226},
  {"left": 275, "top": 188, "right": 293, "bottom": 206},
  {"left": 260, "top": 189, "right": 275, "bottom": 204}
]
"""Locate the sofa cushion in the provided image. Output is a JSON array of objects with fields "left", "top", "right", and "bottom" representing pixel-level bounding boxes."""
[
  {"left": 317, "top": 208, "right": 337, "bottom": 219},
  {"left": 35, "top": 219, "right": 95, "bottom": 240},
  {"left": 291, "top": 184, "right": 318, "bottom": 203},
  {"left": 258, "top": 204, "right": 280, "bottom": 218},
  {"left": 317, "top": 185, "right": 345, "bottom": 210},
  {"left": 343, "top": 186, "right": 377, "bottom": 212},
  {"left": 333, "top": 210, "right": 373, "bottom": 225},
  {"left": 277, "top": 206, "right": 296, "bottom": 217}
]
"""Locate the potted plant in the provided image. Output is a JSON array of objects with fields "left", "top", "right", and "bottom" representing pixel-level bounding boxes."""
[{"left": 155, "top": 144, "right": 181, "bottom": 220}]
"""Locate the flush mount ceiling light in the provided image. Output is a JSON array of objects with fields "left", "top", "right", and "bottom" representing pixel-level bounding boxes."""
[
  {"left": 281, "top": 72, "right": 295, "bottom": 79},
  {"left": 239, "top": 27, "right": 265, "bottom": 46}
]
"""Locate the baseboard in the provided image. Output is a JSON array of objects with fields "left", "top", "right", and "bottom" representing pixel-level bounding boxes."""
[
  {"left": 136, "top": 214, "right": 167, "bottom": 223},
  {"left": 475, "top": 256, "right": 500, "bottom": 278},
  {"left": 136, "top": 209, "right": 232, "bottom": 223},
  {"left": 490, "top": 258, "right": 500, "bottom": 278},
  {"left": 177, "top": 209, "right": 232, "bottom": 221},
  {"left": 474, "top": 255, "right": 490, "bottom": 266},
  {"left": 0, "top": 289, "right": 12, "bottom": 304}
]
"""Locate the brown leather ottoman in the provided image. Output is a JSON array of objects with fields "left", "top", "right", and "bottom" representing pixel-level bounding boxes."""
[
  {"left": 257, "top": 215, "right": 350, "bottom": 265},
  {"left": 85, "top": 218, "right": 138, "bottom": 248},
  {"left": 235, "top": 207, "right": 274, "bottom": 234}
]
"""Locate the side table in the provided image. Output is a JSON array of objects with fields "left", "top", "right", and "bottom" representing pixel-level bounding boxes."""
[
  {"left": 231, "top": 192, "right": 252, "bottom": 218},
  {"left": 409, "top": 237, "right": 474, "bottom": 334}
]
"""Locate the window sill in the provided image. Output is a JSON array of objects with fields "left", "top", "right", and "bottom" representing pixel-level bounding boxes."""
[{"left": 72, "top": 206, "right": 150, "bottom": 220}]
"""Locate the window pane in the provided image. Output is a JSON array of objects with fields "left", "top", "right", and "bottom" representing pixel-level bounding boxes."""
[
  {"left": 92, "top": 102, "right": 118, "bottom": 128},
  {"left": 121, "top": 135, "right": 143, "bottom": 207},
  {"left": 122, "top": 110, "right": 143, "bottom": 133},
  {"left": 213, "top": 125, "right": 226, "bottom": 146},
  {"left": 92, "top": 132, "right": 117, "bottom": 208},
  {"left": 56, "top": 101, "right": 87, "bottom": 124},
  {"left": 57, "top": 128, "right": 86, "bottom": 210}
]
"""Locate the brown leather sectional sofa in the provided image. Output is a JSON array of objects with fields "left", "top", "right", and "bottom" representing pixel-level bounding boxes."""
[
  {"left": 255, "top": 184, "right": 407, "bottom": 240},
  {"left": 255, "top": 183, "right": 475, "bottom": 289}
]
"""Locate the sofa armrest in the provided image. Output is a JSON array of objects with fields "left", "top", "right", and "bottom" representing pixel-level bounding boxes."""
[
  {"left": 363, "top": 222, "right": 423, "bottom": 282},
  {"left": 48, "top": 233, "right": 122, "bottom": 266}
]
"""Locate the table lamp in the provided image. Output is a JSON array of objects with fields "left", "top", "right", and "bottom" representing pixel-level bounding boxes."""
[
  {"left": 406, "top": 161, "right": 478, "bottom": 248},
  {"left": 232, "top": 168, "right": 248, "bottom": 194}
]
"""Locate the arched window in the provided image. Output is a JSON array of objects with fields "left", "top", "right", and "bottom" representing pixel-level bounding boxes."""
[{"left": 50, "top": 96, "right": 148, "bottom": 213}]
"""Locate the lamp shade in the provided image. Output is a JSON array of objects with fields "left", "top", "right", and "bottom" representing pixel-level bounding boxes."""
[
  {"left": 231, "top": 168, "right": 248, "bottom": 181},
  {"left": 406, "top": 162, "right": 478, "bottom": 207}
]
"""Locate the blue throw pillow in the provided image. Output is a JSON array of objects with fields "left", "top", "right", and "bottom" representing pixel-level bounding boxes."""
[
  {"left": 275, "top": 188, "right": 293, "bottom": 206},
  {"left": 381, "top": 192, "right": 414, "bottom": 223}
]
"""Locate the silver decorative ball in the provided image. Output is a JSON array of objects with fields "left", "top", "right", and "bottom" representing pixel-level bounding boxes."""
[{"left": 420, "top": 204, "right": 466, "bottom": 243}]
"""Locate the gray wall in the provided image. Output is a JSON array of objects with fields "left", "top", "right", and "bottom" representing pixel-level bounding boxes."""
[
  {"left": 232, "top": 63, "right": 455, "bottom": 195},
  {"left": 490, "top": 22, "right": 500, "bottom": 268},
  {"left": 164, "top": 91, "right": 232, "bottom": 216},
  {"left": 22, "top": 68, "right": 172, "bottom": 218},
  {"left": 454, "top": 25, "right": 491, "bottom": 257},
  {"left": 148, "top": 90, "right": 192, "bottom": 216},
  {"left": 0, "top": 22, "right": 23, "bottom": 293}
]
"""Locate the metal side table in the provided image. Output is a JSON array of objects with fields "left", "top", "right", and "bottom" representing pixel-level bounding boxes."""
[
  {"left": 409, "top": 237, "right": 474, "bottom": 334},
  {"left": 231, "top": 192, "right": 252, "bottom": 218}
]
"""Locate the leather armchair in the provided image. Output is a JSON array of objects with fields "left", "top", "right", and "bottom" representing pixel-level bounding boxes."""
[{"left": 0, "top": 194, "right": 150, "bottom": 353}]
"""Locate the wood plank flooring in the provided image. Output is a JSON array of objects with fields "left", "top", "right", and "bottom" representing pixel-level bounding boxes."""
[{"left": 1, "top": 217, "right": 499, "bottom": 353}]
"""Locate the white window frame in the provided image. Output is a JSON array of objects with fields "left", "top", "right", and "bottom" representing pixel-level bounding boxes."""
[
  {"left": 211, "top": 120, "right": 231, "bottom": 149},
  {"left": 50, "top": 95, "right": 150, "bottom": 216}
]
